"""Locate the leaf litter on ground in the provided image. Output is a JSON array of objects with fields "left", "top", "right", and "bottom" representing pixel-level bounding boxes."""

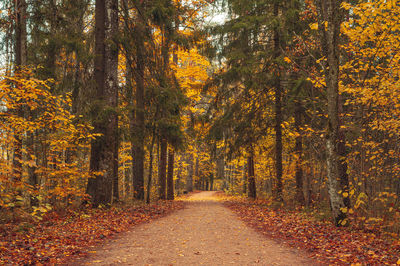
[
  {"left": 218, "top": 193, "right": 400, "bottom": 265},
  {"left": 0, "top": 200, "right": 184, "bottom": 265}
]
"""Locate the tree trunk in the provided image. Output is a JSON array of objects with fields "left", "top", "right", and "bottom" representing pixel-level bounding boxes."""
[
  {"left": 242, "top": 159, "right": 247, "bottom": 194},
  {"left": 295, "top": 100, "right": 305, "bottom": 205},
  {"left": 27, "top": 132, "right": 38, "bottom": 206},
  {"left": 176, "top": 159, "right": 182, "bottom": 195},
  {"left": 112, "top": 133, "right": 119, "bottom": 202},
  {"left": 247, "top": 150, "right": 256, "bottom": 199},
  {"left": 338, "top": 96, "right": 351, "bottom": 209},
  {"left": 209, "top": 172, "right": 214, "bottom": 191},
  {"left": 156, "top": 6, "right": 172, "bottom": 199},
  {"left": 186, "top": 155, "right": 193, "bottom": 192},
  {"left": 194, "top": 156, "right": 199, "bottom": 188},
  {"left": 158, "top": 138, "right": 167, "bottom": 199},
  {"left": 125, "top": 56, "right": 133, "bottom": 198},
  {"left": 15, "top": 0, "right": 27, "bottom": 67},
  {"left": 46, "top": 0, "right": 57, "bottom": 83},
  {"left": 87, "top": 0, "right": 119, "bottom": 206},
  {"left": 132, "top": 17, "right": 146, "bottom": 200},
  {"left": 273, "top": 2, "right": 283, "bottom": 202},
  {"left": 167, "top": 148, "right": 174, "bottom": 200},
  {"left": 318, "top": 0, "right": 347, "bottom": 226},
  {"left": 146, "top": 132, "right": 156, "bottom": 204},
  {"left": 217, "top": 153, "right": 225, "bottom": 189},
  {"left": 305, "top": 166, "right": 312, "bottom": 207},
  {"left": 13, "top": 0, "right": 27, "bottom": 187}
]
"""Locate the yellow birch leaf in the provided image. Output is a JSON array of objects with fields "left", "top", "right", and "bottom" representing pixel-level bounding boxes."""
[{"left": 310, "top": 23, "right": 318, "bottom": 30}]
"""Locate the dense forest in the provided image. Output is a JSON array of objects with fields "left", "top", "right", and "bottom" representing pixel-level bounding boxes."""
[{"left": 1, "top": 0, "right": 400, "bottom": 240}]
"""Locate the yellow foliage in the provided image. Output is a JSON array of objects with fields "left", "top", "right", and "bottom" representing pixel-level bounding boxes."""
[
  {"left": 339, "top": 0, "right": 400, "bottom": 219},
  {"left": 0, "top": 67, "right": 95, "bottom": 208}
]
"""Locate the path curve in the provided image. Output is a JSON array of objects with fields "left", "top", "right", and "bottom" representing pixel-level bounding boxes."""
[{"left": 75, "top": 191, "right": 318, "bottom": 265}]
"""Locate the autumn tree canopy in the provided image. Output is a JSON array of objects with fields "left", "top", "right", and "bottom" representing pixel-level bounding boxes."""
[{"left": 0, "top": 0, "right": 399, "bottom": 236}]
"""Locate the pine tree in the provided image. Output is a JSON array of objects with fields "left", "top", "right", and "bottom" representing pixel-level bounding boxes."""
[
  {"left": 132, "top": 0, "right": 146, "bottom": 200},
  {"left": 12, "top": 0, "right": 27, "bottom": 189},
  {"left": 86, "top": 0, "right": 119, "bottom": 206}
]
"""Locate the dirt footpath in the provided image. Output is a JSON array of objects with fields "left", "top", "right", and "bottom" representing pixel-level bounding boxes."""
[{"left": 75, "top": 191, "right": 318, "bottom": 265}]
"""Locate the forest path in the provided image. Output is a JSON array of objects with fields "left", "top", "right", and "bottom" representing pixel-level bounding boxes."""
[{"left": 76, "top": 191, "right": 317, "bottom": 265}]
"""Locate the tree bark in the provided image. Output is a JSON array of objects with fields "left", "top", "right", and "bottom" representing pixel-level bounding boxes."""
[
  {"left": 217, "top": 153, "right": 225, "bottom": 189},
  {"left": 175, "top": 158, "right": 182, "bottom": 195},
  {"left": 194, "top": 156, "right": 199, "bottom": 189},
  {"left": 273, "top": 1, "right": 283, "bottom": 202},
  {"left": 146, "top": 132, "right": 156, "bottom": 204},
  {"left": 87, "top": 0, "right": 119, "bottom": 206},
  {"left": 125, "top": 56, "right": 133, "bottom": 197},
  {"left": 132, "top": 14, "right": 146, "bottom": 200},
  {"left": 186, "top": 155, "right": 193, "bottom": 192},
  {"left": 318, "top": 0, "right": 347, "bottom": 226},
  {"left": 209, "top": 172, "right": 214, "bottom": 191},
  {"left": 247, "top": 149, "right": 256, "bottom": 199},
  {"left": 46, "top": 0, "right": 57, "bottom": 83},
  {"left": 157, "top": 5, "right": 173, "bottom": 199},
  {"left": 27, "top": 132, "right": 38, "bottom": 206},
  {"left": 158, "top": 138, "right": 167, "bottom": 199},
  {"left": 108, "top": 0, "right": 119, "bottom": 202},
  {"left": 15, "top": 0, "right": 27, "bottom": 67},
  {"left": 242, "top": 159, "right": 247, "bottom": 195},
  {"left": 13, "top": 0, "right": 27, "bottom": 193},
  {"left": 295, "top": 100, "right": 305, "bottom": 205},
  {"left": 167, "top": 148, "right": 174, "bottom": 200},
  {"left": 338, "top": 96, "right": 351, "bottom": 209}
]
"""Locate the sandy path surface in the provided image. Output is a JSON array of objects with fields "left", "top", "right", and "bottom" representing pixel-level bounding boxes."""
[{"left": 75, "top": 191, "right": 318, "bottom": 265}]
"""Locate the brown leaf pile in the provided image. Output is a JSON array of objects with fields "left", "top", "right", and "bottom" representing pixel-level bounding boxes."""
[
  {"left": 222, "top": 196, "right": 400, "bottom": 265},
  {"left": 0, "top": 200, "right": 184, "bottom": 265}
]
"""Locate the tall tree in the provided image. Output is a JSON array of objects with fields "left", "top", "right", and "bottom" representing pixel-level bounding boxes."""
[
  {"left": 294, "top": 98, "right": 305, "bottom": 204},
  {"left": 273, "top": 0, "right": 283, "bottom": 202},
  {"left": 208, "top": 0, "right": 280, "bottom": 198},
  {"left": 167, "top": 148, "right": 175, "bottom": 200},
  {"left": 186, "top": 155, "right": 194, "bottom": 192},
  {"left": 86, "top": 0, "right": 119, "bottom": 206},
  {"left": 155, "top": 0, "right": 184, "bottom": 200},
  {"left": 317, "top": 0, "right": 347, "bottom": 226},
  {"left": 247, "top": 148, "right": 256, "bottom": 199},
  {"left": 158, "top": 139, "right": 167, "bottom": 199},
  {"left": 14, "top": 0, "right": 26, "bottom": 67},
  {"left": 12, "top": 0, "right": 27, "bottom": 187},
  {"left": 132, "top": 0, "right": 146, "bottom": 200}
]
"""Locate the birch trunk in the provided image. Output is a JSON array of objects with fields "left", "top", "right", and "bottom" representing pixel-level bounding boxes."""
[{"left": 318, "top": 0, "right": 347, "bottom": 226}]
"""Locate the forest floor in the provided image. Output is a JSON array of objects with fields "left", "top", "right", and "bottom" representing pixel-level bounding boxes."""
[
  {"left": 221, "top": 194, "right": 400, "bottom": 265},
  {"left": 0, "top": 200, "right": 184, "bottom": 265},
  {"left": 75, "top": 191, "right": 317, "bottom": 265},
  {"left": 3, "top": 191, "right": 397, "bottom": 265}
]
